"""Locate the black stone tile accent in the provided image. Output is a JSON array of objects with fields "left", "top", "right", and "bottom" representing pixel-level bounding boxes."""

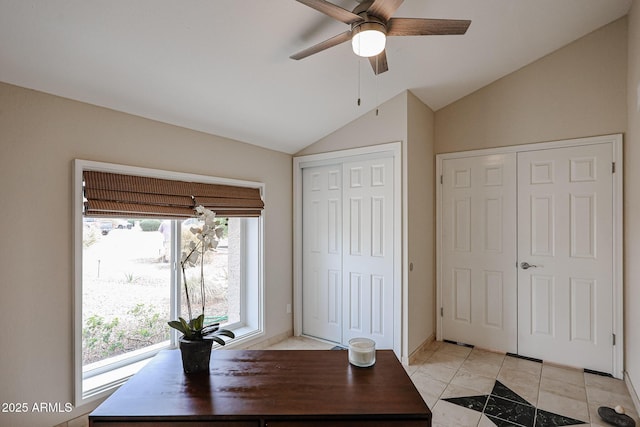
[
  {"left": 535, "top": 408, "right": 587, "bottom": 426},
  {"left": 492, "top": 381, "right": 531, "bottom": 406},
  {"left": 486, "top": 414, "right": 525, "bottom": 426},
  {"left": 443, "top": 395, "right": 488, "bottom": 412},
  {"left": 485, "top": 395, "right": 535, "bottom": 427},
  {"left": 442, "top": 379, "right": 588, "bottom": 427}
]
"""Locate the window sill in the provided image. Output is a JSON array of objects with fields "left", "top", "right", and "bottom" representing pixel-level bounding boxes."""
[
  {"left": 223, "top": 326, "right": 265, "bottom": 349},
  {"left": 82, "top": 356, "right": 153, "bottom": 403},
  {"left": 80, "top": 327, "right": 262, "bottom": 405}
]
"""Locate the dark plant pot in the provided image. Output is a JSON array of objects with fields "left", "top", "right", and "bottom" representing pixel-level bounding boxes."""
[{"left": 179, "top": 337, "right": 213, "bottom": 374}]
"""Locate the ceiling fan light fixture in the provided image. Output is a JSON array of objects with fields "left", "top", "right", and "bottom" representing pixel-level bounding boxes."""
[{"left": 351, "top": 22, "right": 386, "bottom": 58}]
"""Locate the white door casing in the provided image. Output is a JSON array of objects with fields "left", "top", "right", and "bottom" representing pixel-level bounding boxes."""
[
  {"left": 517, "top": 144, "right": 614, "bottom": 373},
  {"left": 441, "top": 154, "right": 518, "bottom": 353}
]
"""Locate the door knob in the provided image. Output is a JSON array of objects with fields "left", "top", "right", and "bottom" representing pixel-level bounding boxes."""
[{"left": 520, "top": 262, "right": 538, "bottom": 270}]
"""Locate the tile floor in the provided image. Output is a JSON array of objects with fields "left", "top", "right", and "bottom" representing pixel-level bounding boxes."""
[{"left": 266, "top": 336, "right": 639, "bottom": 427}]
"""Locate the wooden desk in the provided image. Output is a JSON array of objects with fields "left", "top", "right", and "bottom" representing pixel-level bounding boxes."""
[{"left": 89, "top": 349, "right": 431, "bottom": 426}]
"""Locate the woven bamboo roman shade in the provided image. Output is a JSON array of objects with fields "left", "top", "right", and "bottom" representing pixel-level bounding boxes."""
[{"left": 83, "top": 171, "right": 264, "bottom": 218}]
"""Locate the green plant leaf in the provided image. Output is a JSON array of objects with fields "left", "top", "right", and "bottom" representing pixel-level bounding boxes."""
[
  {"left": 190, "top": 314, "right": 205, "bottom": 330},
  {"left": 178, "top": 317, "right": 190, "bottom": 330},
  {"left": 215, "top": 329, "right": 235, "bottom": 339},
  {"left": 167, "top": 320, "right": 186, "bottom": 334},
  {"left": 207, "top": 336, "right": 227, "bottom": 346},
  {"left": 178, "top": 317, "right": 194, "bottom": 339}
]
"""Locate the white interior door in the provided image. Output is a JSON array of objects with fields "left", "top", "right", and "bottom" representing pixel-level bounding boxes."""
[
  {"left": 517, "top": 144, "right": 614, "bottom": 373},
  {"left": 441, "top": 154, "right": 518, "bottom": 353},
  {"left": 302, "top": 164, "right": 342, "bottom": 343},
  {"left": 342, "top": 157, "right": 395, "bottom": 349},
  {"left": 301, "top": 155, "right": 395, "bottom": 349}
]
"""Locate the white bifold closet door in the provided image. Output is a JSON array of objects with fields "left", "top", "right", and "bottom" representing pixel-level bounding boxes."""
[{"left": 302, "top": 156, "right": 395, "bottom": 349}]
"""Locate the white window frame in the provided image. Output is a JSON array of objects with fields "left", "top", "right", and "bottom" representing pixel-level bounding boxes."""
[{"left": 73, "top": 159, "right": 265, "bottom": 405}]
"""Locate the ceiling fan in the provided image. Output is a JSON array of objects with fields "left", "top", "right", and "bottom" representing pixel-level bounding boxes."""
[{"left": 290, "top": 0, "right": 471, "bottom": 75}]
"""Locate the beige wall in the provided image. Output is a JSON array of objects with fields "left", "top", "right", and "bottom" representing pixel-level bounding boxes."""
[
  {"left": 626, "top": 1, "right": 640, "bottom": 400},
  {"left": 435, "top": 18, "right": 627, "bottom": 153},
  {"left": 406, "top": 92, "right": 437, "bottom": 354},
  {"left": 298, "top": 90, "right": 437, "bottom": 358},
  {"left": 295, "top": 92, "right": 408, "bottom": 156},
  {"left": 0, "top": 82, "right": 293, "bottom": 427}
]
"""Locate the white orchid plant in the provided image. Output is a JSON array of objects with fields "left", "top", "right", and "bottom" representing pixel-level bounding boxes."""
[{"left": 168, "top": 205, "right": 235, "bottom": 345}]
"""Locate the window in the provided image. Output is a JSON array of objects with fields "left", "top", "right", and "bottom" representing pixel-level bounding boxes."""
[{"left": 74, "top": 160, "right": 264, "bottom": 405}]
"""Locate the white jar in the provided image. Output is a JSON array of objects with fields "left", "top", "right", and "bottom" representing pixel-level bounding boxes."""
[{"left": 348, "top": 338, "right": 376, "bottom": 367}]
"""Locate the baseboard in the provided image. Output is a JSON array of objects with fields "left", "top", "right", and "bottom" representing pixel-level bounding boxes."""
[
  {"left": 241, "top": 329, "right": 293, "bottom": 350},
  {"left": 408, "top": 334, "right": 436, "bottom": 365},
  {"left": 624, "top": 371, "right": 640, "bottom": 415}
]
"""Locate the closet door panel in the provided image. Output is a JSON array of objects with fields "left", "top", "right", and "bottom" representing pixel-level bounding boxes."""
[
  {"left": 342, "top": 157, "right": 395, "bottom": 349},
  {"left": 302, "top": 165, "right": 342, "bottom": 343}
]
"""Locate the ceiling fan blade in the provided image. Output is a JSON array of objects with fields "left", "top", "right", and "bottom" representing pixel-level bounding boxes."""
[
  {"left": 368, "top": 50, "right": 389, "bottom": 75},
  {"left": 290, "top": 30, "right": 352, "bottom": 60},
  {"left": 367, "top": 0, "right": 404, "bottom": 22},
  {"left": 387, "top": 18, "right": 471, "bottom": 36},
  {"left": 295, "top": 0, "right": 363, "bottom": 25}
]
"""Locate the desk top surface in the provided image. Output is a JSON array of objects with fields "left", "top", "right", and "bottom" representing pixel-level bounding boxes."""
[{"left": 90, "top": 349, "right": 430, "bottom": 420}]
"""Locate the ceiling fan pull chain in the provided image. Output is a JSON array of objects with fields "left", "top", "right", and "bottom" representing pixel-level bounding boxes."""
[
  {"left": 357, "top": 57, "right": 362, "bottom": 106},
  {"left": 375, "top": 56, "right": 379, "bottom": 116}
]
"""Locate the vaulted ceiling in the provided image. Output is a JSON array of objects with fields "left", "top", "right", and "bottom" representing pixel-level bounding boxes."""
[{"left": 0, "top": 0, "right": 632, "bottom": 153}]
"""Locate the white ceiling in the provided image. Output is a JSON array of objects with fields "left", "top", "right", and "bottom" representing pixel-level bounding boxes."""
[{"left": 0, "top": 0, "right": 632, "bottom": 154}]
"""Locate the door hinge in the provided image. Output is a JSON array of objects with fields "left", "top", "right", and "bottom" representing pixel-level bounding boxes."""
[
  {"left": 613, "top": 333, "right": 616, "bottom": 345},
  {"left": 440, "top": 307, "right": 444, "bottom": 317},
  {"left": 612, "top": 162, "right": 616, "bottom": 173},
  {"left": 440, "top": 175, "right": 443, "bottom": 184}
]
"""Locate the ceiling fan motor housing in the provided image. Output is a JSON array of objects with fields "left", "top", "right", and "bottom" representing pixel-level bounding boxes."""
[
  {"left": 351, "top": 14, "right": 387, "bottom": 34},
  {"left": 351, "top": 13, "right": 387, "bottom": 57}
]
